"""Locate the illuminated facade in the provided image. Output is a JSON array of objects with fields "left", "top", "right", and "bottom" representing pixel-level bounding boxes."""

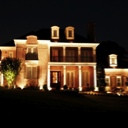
[
  {"left": 0, "top": 25, "right": 99, "bottom": 91},
  {"left": 105, "top": 54, "right": 128, "bottom": 92}
]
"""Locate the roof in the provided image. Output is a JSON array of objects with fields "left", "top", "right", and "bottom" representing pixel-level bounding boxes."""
[{"left": 2, "top": 28, "right": 97, "bottom": 46}]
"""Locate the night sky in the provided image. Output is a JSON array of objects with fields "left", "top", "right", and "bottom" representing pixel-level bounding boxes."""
[{"left": 0, "top": 0, "right": 128, "bottom": 50}]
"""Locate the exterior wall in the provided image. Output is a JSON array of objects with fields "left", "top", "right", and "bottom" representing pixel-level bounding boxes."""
[
  {"left": 15, "top": 45, "right": 26, "bottom": 88},
  {"left": 0, "top": 35, "right": 99, "bottom": 91},
  {"left": 105, "top": 68, "right": 128, "bottom": 92},
  {"left": 49, "top": 65, "right": 94, "bottom": 91},
  {"left": 0, "top": 47, "right": 16, "bottom": 86},
  {"left": 38, "top": 43, "right": 48, "bottom": 88}
]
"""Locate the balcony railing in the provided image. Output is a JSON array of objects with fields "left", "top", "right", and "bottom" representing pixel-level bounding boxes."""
[
  {"left": 25, "top": 53, "right": 38, "bottom": 60},
  {"left": 81, "top": 56, "right": 93, "bottom": 62},
  {"left": 65, "top": 56, "right": 78, "bottom": 62},
  {"left": 50, "top": 56, "right": 63, "bottom": 62},
  {"left": 50, "top": 56, "right": 94, "bottom": 62}
]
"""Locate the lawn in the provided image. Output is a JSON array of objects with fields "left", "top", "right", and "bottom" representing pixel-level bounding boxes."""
[{"left": 0, "top": 88, "right": 128, "bottom": 114}]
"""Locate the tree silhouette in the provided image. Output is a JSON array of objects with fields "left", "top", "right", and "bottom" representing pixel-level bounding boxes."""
[
  {"left": 96, "top": 40, "right": 128, "bottom": 91},
  {"left": 96, "top": 40, "right": 128, "bottom": 68}
]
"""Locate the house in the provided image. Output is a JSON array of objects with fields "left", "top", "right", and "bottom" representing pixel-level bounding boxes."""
[
  {"left": 0, "top": 23, "right": 100, "bottom": 91},
  {"left": 105, "top": 54, "right": 128, "bottom": 93},
  {"left": 96, "top": 40, "right": 128, "bottom": 93}
]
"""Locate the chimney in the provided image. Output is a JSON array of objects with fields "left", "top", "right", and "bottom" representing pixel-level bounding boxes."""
[{"left": 87, "top": 22, "right": 96, "bottom": 42}]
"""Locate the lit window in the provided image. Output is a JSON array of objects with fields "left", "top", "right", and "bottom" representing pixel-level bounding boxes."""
[
  {"left": 111, "top": 58, "right": 115, "bottom": 64},
  {"left": 109, "top": 54, "right": 117, "bottom": 68},
  {"left": 26, "top": 66, "right": 37, "bottom": 79},
  {"left": 65, "top": 26, "right": 74, "bottom": 40},
  {"left": 105, "top": 76, "right": 110, "bottom": 86},
  {"left": 116, "top": 76, "right": 121, "bottom": 86},
  {"left": 51, "top": 26, "right": 59, "bottom": 40},
  {"left": 53, "top": 30, "right": 57, "bottom": 37}
]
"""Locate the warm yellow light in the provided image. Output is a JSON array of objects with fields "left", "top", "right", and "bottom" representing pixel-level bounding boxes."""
[
  {"left": 48, "top": 87, "right": 52, "bottom": 91},
  {"left": 79, "top": 86, "right": 82, "bottom": 91},
  {"left": 94, "top": 86, "right": 99, "bottom": 91},
  {"left": 105, "top": 86, "right": 111, "bottom": 92}
]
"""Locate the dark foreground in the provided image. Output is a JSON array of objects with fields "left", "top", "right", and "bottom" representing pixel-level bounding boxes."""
[{"left": 0, "top": 88, "right": 128, "bottom": 114}]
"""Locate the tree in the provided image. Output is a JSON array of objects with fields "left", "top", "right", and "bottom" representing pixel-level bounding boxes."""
[
  {"left": 1, "top": 57, "right": 21, "bottom": 88},
  {"left": 96, "top": 40, "right": 128, "bottom": 67},
  {"left": 96, "top": 61, "right": 106, "bottom": 91}
]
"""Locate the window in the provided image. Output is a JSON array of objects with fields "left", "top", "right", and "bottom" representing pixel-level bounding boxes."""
[
  {"left": 109, "top": 54, "right": 117, "bottom": 67},
  {"left": 26, "top": 47, "right": 38, "bottom": 60},
  {"left": 116, "top": 76, "right": 121, "bottom": 86},
  {"left": 50, "top": 48, "right": 62, "bottom": 62},
  {"left": 53, "top": 30, "right": 57, "bottom": 37},
  {"left": 51, "top": 26, "right": 59, "bottom": 40},
  {"left": 105, "top": 76, "right": 110, "bottom": 86},
  {"left": 65, "top": 26, "right": 74, "bottom": 40},
  {"left": 81, "top": 51, "right": 89, "bottom": 62},
  {"left": 66, "top": 49, "right": 75, "bottom": 62},
  {"left": 27, "top": 48, "right": 31, "bottom": 53},
  {"left": 111, "top": 58, "right": 115, "bottom": 64},
  {"left": 27, "top": 47, "right": 37, "bottom": 53},
  {"left": 51, "top": 49, "right": 59, "bottom": 62},
  {"left": 125, "top": 77, "right": 128, "bottom": 86},
  {"left": 68, "top": 30, "right": 72, "bottom": 37},
  {"left": 81, "top": 48, "right": 92, "bottom": 62},
  {"left": 25, "top": 66, "right": 38, "bottom": 79}
]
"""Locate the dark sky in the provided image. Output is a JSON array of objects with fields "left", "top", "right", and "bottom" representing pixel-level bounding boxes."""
[{"left": 0, "top": 0, "right": 128, "bottom": 50}]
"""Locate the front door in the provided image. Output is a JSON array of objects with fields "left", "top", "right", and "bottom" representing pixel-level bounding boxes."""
[{"left": 50, "top": 71, "right": 61, "bottom": 89}]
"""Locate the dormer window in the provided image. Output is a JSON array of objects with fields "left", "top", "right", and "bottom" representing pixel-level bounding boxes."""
[
  {"left": 109, "top": 54, "right": 117, "bottom": 68},
  {"left": 68, "top": 30, "right": 72, "bottom": 37},
  {"left": 53, "top": 30, "right": 57, "bottom": 37},
  {"left": 65, "top": 26, "right": 74, "bottom": 41},
  {"left": 51, "top": 26, "right": 59, "bottom": 41}
]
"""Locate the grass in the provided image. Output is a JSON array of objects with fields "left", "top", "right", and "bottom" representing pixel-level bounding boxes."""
[{"left": 0, "top": 88, "right": 128, "bottom": 114}]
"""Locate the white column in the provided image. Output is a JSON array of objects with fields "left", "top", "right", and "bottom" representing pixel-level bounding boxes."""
[
  {"left": 93, "top": 47, "right": 96, "bottom": 62},
  {"left": 78, "top": 47, "right": 81, "bottom": 62},
  {"left": 63, "top": 47, "right": 65, "bottom": 62},
  {"left": 47, "top": 65, "right": 51, "bottom": 90},
  {"left": 48, "top": 45, "right": 50, "bottom": 62},
  {"left": 63, "top": 66, "right": 66, "bottom": 85},
  {"left": 78, "top": 66, "right": 82, "bottom": 91},
  {"left": 93, "top": 65, "right": 98, "bottom": 91}
]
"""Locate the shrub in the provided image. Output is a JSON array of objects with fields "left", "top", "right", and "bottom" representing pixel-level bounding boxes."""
[
  {"left": 43, "top": 84, "right": 48, "bottom": 91},
  {"left": 63, "top": 85, "right": 68, "bottom": 90}
]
